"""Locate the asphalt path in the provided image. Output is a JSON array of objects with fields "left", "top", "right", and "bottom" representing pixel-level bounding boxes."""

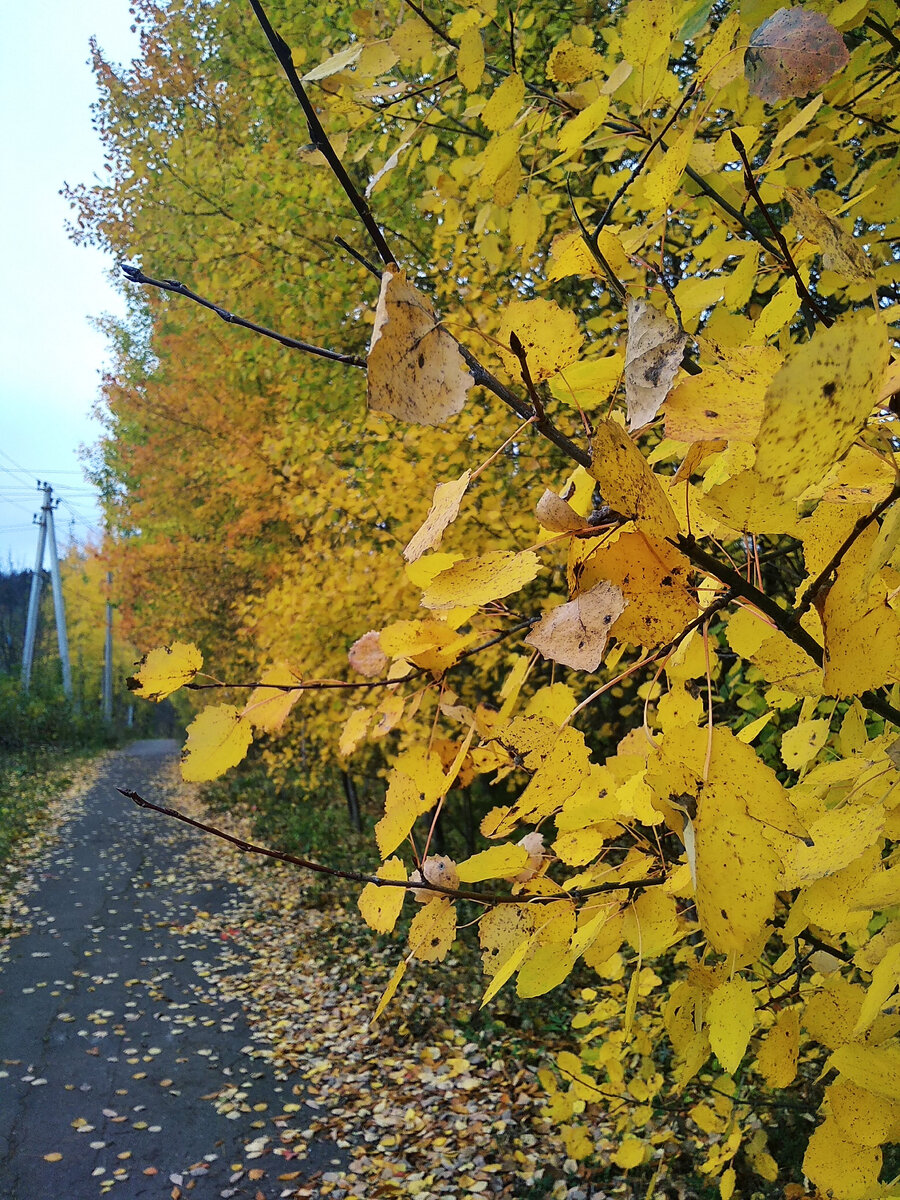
[{"left": 0, "top": 740, "right": 344, "bottom": 1199}]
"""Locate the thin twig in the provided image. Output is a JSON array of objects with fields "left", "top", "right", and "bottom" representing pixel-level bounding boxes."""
[
  {"left": 674, "top": 535, "right": 900, "bottom": 728},
  {"left": 507, "top": 332, "right": 546, "bottom": 426},
  {"left": 791, "top": 482, "right": 900, "bottom": 622},
  {"left": 184, "top": 618, "right": 537, "bottom": 693},
  {"left": 120, "top": 264, "right": 366, "bottom": 367},
  {"left": 249, "top": 0, "right": 396, "bottom": 267},
  {"left": 591, "top": 82, "right": 698, "bottom": 243},
  {"left": 334, "top": 236, "right": 380, "bottom": 277},
  {"left": 730, "top": 132, "right": 832, "bottom": 328},
  {"left": 118, "top": 788, "right": 666, "bottom": 905}
]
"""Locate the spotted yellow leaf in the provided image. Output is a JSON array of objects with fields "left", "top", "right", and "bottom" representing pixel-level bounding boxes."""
[{"left": 127, "top": 641, "right": 202, "bottom": 702}]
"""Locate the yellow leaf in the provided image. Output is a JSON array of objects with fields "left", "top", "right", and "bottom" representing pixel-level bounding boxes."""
[
  {"left": 339, "top": 707, "right": 371, "bottom": 757},
  {"left": 613, "top": 1136, "right": 647, "bottom": 1169},
  {"left": 456, "top": 25, "right": 484, "bottom": 91},
  {"left": 181, "top": 705, "right": 253, "bottom": 782},
  {"left": 301, "top": 43, "right": 362, "bottom": 81},
  {"left": 408, "top": 897, "right": 456, "bottom": 962},
  {"left": 371, "top": 959, "right": 407, "bottom": 1024},
  {"left": 754, "top": 311, "right": 890, "bottom": 500},
  {"left": 516, "top": 940, "right": 577, "bottom": 998},
  {"left": 557, "top": 95, "right": 610, "bottom": 154},
  {"left": 781, "top": 718, "right": 829, "bottom": 769},
  {"left": 456, "top": 844, "right": 529, "bottom": 883},
  {"left": 642, "top": 126, "right": 693, "bottom": 212},
  {"left": 379, "top": 619, "right": 455, "bottom": 659},
  {"left": 550, "top": 353, "right": 624, "bottom": 409},
  {"left": 525, "top": 580, "right": 627, "bottom": 672},
  {"left": 481, "top": 727, "right": 592, "bottom": 838},
  {"left": 498, "top": 298, "right": 583, "bottom": 384},
  {"left": 375, "top": 768, "right": 432, "bottom": 858},
  {"left": 589, "top": 421, "right": 679, "bottom": 537},
  {"left": 479, "top": 904, "right": 536, "bottom": 977},
  {"left": 781, "top": 804, "right": 883, "bottom": 889},
  {"left": 828, "top": 1080, "right": 900, "bottom": 1148},
  {"left": 242, "top": 663, "right": 303, "bottom": 732},
  {"left": 560, "top": 1124, "right": 594, "bottom": 1160},
  {"left": 707, "top": 977, "right": 756, "bottom": 1074},
  {"left": 622, "top": 888, "right": 680, "bottom": 958},
  {"left": 43, "top": 1152, "right": 63, "bottom": 1163},
  {"left": 403, "top": 471, "right": 471, "bottom": 563},
  {"left": 803, "top": 1117, "right": 883, "bottom": 1200},
  {"left": 853, "top": 941, "right": 900, "bottom": 1035},
  {"left": 828, "top": 1042, "right": 900, "bottom": 1101},
  {"left": 755, "top": 1008, "right": 799, "bottom": 1087},
  {"left": 665, "top": 346, "right": 780, "bottom": 443},
  {"left": 367, "top": 264, "right": 473, "bottom": 426},
  {"left": 480, "top": 73, "right": 525, "bottom": 132},
  {"left": 480, "top": 935, "right": 531, "bottom": 1006},
  {"left": 624, "top": 297, "right": 687, "bottom": 430},
  {"left": 127, "top": 641, "right": 202, "bottom": 702},
  {"left": 787, "top": 188, "right": 874, "bottom": 282},
  {"left": 547, "top": 38, "right": 601, "bottom": 83},
  {"left": 357, "top": 857, "right": 407, "bottom": 933},
  {"left": 420, "top": 550, "right": 541, "bottom": 610},
  {"left": 823, "top": 523, "right": 900, "bottom": 696},
  {"left": 737, "top": 711, "right": 774, "bottom": 744},
  {"left": 719, "top": 1168, "right": 736, "bottom": 1200}
]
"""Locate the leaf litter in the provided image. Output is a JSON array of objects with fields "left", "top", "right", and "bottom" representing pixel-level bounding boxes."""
[{"left": 1, "top": 747, "right": 620, "bottom": 1199}]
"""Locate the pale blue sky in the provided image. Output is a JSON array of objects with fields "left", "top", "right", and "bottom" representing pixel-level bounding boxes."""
[{"left": 0, "top": 1, "right": 139, "bottom": 569}]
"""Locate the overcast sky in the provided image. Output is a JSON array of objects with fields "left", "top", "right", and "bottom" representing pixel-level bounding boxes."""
[{"left": 0, "top": 1, "right": 139, "bottom": 570}]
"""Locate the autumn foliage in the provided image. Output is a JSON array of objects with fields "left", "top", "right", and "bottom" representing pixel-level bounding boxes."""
[{"left": 71, "top": 0, "right": 900, "bottom": 1194}]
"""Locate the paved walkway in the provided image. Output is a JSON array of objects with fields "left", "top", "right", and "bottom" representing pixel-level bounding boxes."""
[{"left": 0, "top": 740, "right": 342, "bottom": 1199}]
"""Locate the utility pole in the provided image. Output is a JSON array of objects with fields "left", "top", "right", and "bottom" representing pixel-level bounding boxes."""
[
  {"left": 21, "top": 484, "right": 49, "bottom": 691},
  {"left": 21, "top": 482, "right": 73, "bottom": 699},
  {"left": 103, "top": 571, "right": 113, "bottom": 722},
  {"left": 46, "top": 496, "right": 73, "bottom": 700}
]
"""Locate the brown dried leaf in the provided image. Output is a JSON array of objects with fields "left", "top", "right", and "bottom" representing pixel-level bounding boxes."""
[
  {"left": 745, "top": 8, "right": 849, "bottom": 104},
  {"left": 625, "top": 297, "right": 687, "bottom": 431},
  {"left": 348, "top": 630, "right": 388, "bottom": 677},
  {"left": 535, "top": 489, "right": 586, "bottom": 533},
  {"left": 367, "top": 265, "right": 473, "bottom": 425},
  {"left": 525, "top": 580, "right": 627, "bottom": 671}
]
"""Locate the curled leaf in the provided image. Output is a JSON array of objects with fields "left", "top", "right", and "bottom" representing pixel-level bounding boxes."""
[
  {"left": 625, "top": 297, "right": 687, "bottom": 431},
  {"left": 535, "top": 489, "right": 586, "bottom": 533},
  {"left": 404, "top": 471, "right": 471, "bottom": 562}
]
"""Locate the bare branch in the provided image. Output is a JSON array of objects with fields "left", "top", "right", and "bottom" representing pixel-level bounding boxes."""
[
  {"left": 730, "top": 132, "right": 833, "bottom": 328},
  {"left": 249, "top": 0, "right": 396, "bottom": 268},
  {"left": 120, "top": 264, "right": 366, "bottom": 367},
  {"left": 119, "top": 788, "right": 666, "bottom": 905}
]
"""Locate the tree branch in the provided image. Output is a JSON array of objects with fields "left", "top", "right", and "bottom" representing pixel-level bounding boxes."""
[
  {"left": 730, "top": 133, "right": 832, "bottom": 329},
  {"left": 118, "top": 788, "right": 666, "bottom": 905},
  {"left": 120, "top": 264, "right": 366, "bottom": 367},
  {"left": 791, "top": 482, "right": 900, "bottom": 622},
  {"left": 248, "top": 0, "right": 396, "bottom": 267}
]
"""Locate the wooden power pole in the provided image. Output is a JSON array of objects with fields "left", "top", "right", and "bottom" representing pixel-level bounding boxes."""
[{"left": 21, "top": 482, "right": 73, "bottom": 699}]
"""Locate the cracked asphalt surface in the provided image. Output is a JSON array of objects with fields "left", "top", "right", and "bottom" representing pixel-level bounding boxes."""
[{"left": 0, "top": 740, "right": 344, "bottom": 1199}]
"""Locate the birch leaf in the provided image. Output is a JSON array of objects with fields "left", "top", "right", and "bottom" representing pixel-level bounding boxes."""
[
  {"left": 181, "top": 705, "right": 253, "bottom": 782},
  {"left": 404, "top": 471, "right": 471, "bottom": 562},
  {"left": 367, "top": 265, "right": 473, "bottom": 425},
  {"left": 525, "top": 580, "right": 627, "bottom": 672},
  {"left": 127, "top": 641, "right": 203, "bottom": 702},
  {"left": 625, "top": 298, "right": 687, "bottom": 430}
]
